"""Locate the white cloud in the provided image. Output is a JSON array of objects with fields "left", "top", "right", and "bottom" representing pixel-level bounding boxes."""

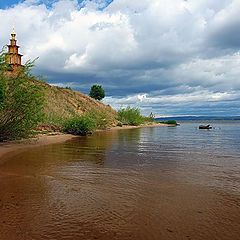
[
  {"left": 104, "top": 90, "right": 240, "bottom": 116},
  {"left": 0, "top": 0, "right": 240, "bottom": 115},
  {"left": 105, "top": 90, "right": 239, "bottom": 106}
]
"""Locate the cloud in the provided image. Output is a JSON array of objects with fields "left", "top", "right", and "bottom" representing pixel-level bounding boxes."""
[
  {"left": 0, "top": 0, "right": 240, "bottom": 116},
  {"left": 207, "top": 0, "right": 240, "bottom": 49},
  {"left": 104, "top": 89, "right": 240, "bottom": 116}
]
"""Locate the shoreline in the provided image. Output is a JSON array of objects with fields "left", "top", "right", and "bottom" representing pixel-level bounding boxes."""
[
  {"left": 0, "top": 134, "right": 76, "bottom": 162},
  {"left": 106, "top": 123, "right": 170, "bottom": 131},
  {"left": 0, "top": 123, "right": 170, "bottom": 161}
]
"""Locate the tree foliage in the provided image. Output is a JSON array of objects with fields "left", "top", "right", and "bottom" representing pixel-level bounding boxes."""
[
  {"left": 0, "top": 51, "right": 45, "bottom": 141},
  {"left": 89, "top": 85, "right": 105, "bottom": 101}
]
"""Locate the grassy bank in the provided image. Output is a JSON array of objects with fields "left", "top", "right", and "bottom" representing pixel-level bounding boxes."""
[
  {"left": 39, "top": 81, "right": 117, "bottom": 128},
  {"left": 61, "top": 107, "right": 157, "bottom": 136},
  {"left": 0, "top": 68, "right": 160, "bottom": 139},
  {"left": 0, "top": 52, "right": 161, "bottom": 140},
  {"left": 0, "top": 52, "right": 117, "bottom": 140}
]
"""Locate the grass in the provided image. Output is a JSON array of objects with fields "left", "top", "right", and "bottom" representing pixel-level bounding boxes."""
[{"left": 39, "top": 82, "right": 117, "bottom": 128}]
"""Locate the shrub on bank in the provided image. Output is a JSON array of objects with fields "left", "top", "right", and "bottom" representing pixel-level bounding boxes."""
[
  {"left": 159, "top": 120, "right": 177, "bottom": 125},
  {"left": 63, "top": 115, "right": 97, "bottom": 136},
  {"left": 87, "top": 111, "right": 110, "bottom": 130},
  {"left": 117, "top": 107, "right": 145, "bottom": 126},
  {"left": 0, "top": 52, "right": 45, "bottom": 141}
]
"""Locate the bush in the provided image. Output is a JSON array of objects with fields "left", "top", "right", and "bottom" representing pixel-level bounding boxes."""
[
  {"left": 87, "top": 111, "right": 109, "bottom": 130},
  {"left": 89, "top": 85, "right": 105, "bottom": 101},
  {"left": 0, "top": 52, "right": 45, "bottom": 141},
  {"left": 63, "top": 115, "right": 97, "bottom": 136},
  {"left": 160, "top": 120, "right": 177, "bottom": 125},
  {"left": 118, "top": 107, "right": 145, "bottom": 126}
]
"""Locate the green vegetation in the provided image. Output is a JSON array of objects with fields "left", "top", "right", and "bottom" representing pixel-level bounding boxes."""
[
  {"left": 143, "top": 112, "right": 157, "bottom": 123},
  {"left": 63, "top": 109, "right": 112, "bottom": 136},
  {"left": 0, "top": 48, "right": 158, "bottom": 141},
  {"left": 117, "top": 107, "right": 145, "bottom": 126},
  {"left": 0, "top": 52, "right": 45, "bottom": 141},
  {"left": 87, "top": 110, "right": 110, "bottom": 130},
  {"left": 89, "top": 85, "right": 105, "bottom": 101},
  {"left": 40, "top": 82, "right": 116, "bottom": 128},
  {"left": 63, "top": 115, "right": 97, "bottom": 136},
  {"left": 159, "top": 120, "right": 177, "bottom": 125}
]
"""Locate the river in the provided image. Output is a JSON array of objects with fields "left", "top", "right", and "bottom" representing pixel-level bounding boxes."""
[{"left": 0, "top": 122, "right": 240, "bottom": 240}]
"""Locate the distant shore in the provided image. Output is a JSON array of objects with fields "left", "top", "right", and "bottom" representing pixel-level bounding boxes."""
[{"left": 0, "top": 123, "right": 171, "bottom": 161}]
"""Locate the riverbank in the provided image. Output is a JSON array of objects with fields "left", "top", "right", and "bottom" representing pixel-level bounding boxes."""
[{"left": 0, "top": 123, "right": 170, "bottom": 161}]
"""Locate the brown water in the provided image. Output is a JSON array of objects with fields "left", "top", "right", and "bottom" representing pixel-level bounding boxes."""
[{"left": 0, "top": 123, "right": 240, "bottom": 240}]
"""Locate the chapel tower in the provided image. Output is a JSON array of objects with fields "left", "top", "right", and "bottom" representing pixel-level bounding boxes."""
[{"left": 6, "top": 29, "right": 23, "bottom": 71}]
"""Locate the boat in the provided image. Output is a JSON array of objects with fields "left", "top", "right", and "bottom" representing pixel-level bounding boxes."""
[{"left": 199, "top": 125, "right": 212, "bottom": 130}]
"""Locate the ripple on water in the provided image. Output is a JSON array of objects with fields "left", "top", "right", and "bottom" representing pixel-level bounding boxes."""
[{"left": 1, "top": 123, "right": 240, "bottom": 240}]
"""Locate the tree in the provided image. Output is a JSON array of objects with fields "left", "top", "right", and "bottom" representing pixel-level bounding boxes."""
[{"left": 89, "top": 85, "right": 105, "bottom": 101}]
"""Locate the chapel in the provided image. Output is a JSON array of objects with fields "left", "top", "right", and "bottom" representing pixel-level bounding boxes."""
[{"left": 6, "top": 29, "right": 23, "bottom": 71}]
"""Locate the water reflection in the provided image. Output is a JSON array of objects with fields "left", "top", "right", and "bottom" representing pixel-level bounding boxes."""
[{"left": 1, "top": 123, "right": 240, "bottom": 240}]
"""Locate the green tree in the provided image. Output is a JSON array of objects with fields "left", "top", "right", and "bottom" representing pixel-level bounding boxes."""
[
  {"left": 0, "top": 51, "right": 45, "bottom": 141},
  {"left": 89, "top": 85, "right": 105, "bottom": 101}
]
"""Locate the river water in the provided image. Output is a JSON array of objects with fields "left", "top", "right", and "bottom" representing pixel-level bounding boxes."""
[{"left": 0, "top": 122, "right": 240, "bottom": 240}]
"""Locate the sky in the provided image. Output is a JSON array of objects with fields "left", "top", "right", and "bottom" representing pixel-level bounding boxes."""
[{"left": 0, "top": 0, "right": 240, "bottom": 117}]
